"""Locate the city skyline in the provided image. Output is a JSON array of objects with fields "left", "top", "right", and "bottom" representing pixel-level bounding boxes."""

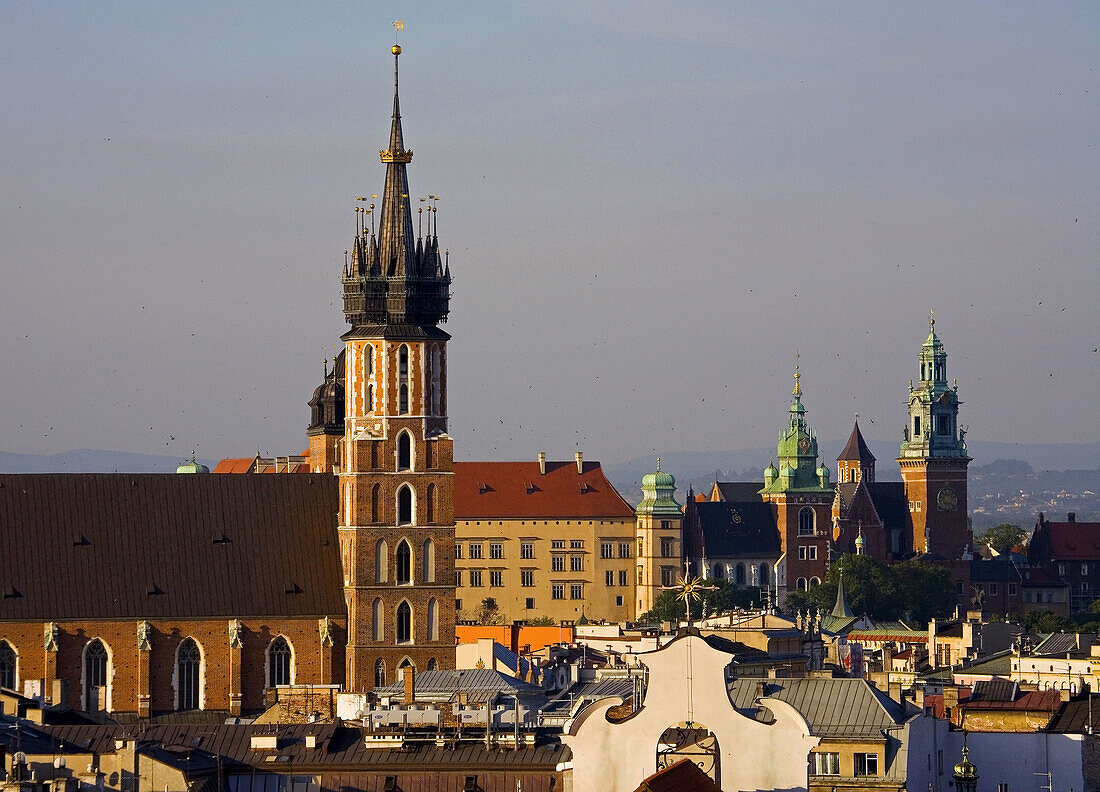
[{"left": 2, "top": 3, "right": 1097, "bottom": 466}]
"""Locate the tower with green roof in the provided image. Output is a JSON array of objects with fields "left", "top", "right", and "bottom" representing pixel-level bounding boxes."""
[
  {"left": 898, "top": 312, "right": 971, "bottom": 559},
  {"left": 634, "top": 459, "right": 684, "bottom": 617},
  {"left": 760, "top": 368, "right": 834, "bottom": 604}
]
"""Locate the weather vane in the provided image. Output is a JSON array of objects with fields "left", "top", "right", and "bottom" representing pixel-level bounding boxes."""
[{"left": 661, "top": 562, "right": 717, "bottom": 627}]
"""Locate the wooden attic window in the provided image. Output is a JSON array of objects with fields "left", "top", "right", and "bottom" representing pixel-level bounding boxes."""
[
  {"left": 478, "top": 482, "right": 491, "bottom": 494},
  {"left": 579, "top": 482, "right": 592, "bottom": 494}
]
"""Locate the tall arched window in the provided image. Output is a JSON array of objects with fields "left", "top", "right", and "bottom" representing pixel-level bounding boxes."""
[
  {"left": 363, "top": 344, "right": 375, "bottom": 414},
  {"left": 735, "top": 563, "right": 746, "bottom": 585},
  {"left": 374, "top": 657, "right": 386, "bottom": 687},
  {"left": 430, "top": 345, "right": 442, "bottom": 415},
  {"left": 84, "top": 639, "right": 109, "bottom": 711},
  {"left": 396, "top": 601, "right": 412, "bottom": 644},
  {"left": 427, "top": 658, "right": 437, "bottom": 670},
  {"left": 176, "top": 638, "right": 202, "bottom": 710},
  {"left": 759, "top": 563, "right": 770, "bottom": 586},
  {"left": 268, "top": 637, "right": 292, "bottom": 687},
  {"left": 373, "top": 598, "right": 385, "bottom": 641},
  {"left": 396, "top": 540, "right": 412, "bottom": 585},
  {"left": 712, "top": 564, "right": 724, "bottom": 579},
  {"left": 425, "top": 483, "right": 436, "bottom": 523},
  {"left": 397, "top": 485, "right": 413, "bottom": 525},
  {"left": 398, "top": 345, "right": 409, "bottom": 414},
  {"left": 397, "top": 431, "right": 411, "bottom": 471},
  {"left": 427, "top": 598, "right": 438, "bottom": 642},
  {"left": 376, "top": 538, "right": 389, "bottom": 583},
  {"left": 423, "top": 538, "right": 435, "bottom": 583},
  {"left": 371, "top": 483, "right": 381, "bottom": 523},
  {"left": 797, "top": 577, "right": 807, "bottom": 591},
  {"left": 798, "top": 507, "right": 815, "bottom": 536},
  {"left": 0, "top": 641, "right": 16, "bottom": 690}
]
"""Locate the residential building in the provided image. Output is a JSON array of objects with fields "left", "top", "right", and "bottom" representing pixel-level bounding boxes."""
[{"left": 1028, "top": 511, "right": 1100, "bottom": 612}]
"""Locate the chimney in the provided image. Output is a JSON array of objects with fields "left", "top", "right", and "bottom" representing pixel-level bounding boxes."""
[
  {"left": 510, "top": 622, "right": 521, "bottom": 654},
  {"left": 538, "top": 452, "right": 546, "bottom": 475},
  {"left": 575, "top": 451, "right": 583, "bottom": 474},
  {"left": 1068, "top": 512, "right": 1076, "bottom": 523},
  {"left": 403, "top": 667, "right": 415, "bottom": 705}
]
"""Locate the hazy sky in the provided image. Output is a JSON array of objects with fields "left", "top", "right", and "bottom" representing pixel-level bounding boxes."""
[{"left": 2, "top": 2, "right": 1098, "bottom": 468}]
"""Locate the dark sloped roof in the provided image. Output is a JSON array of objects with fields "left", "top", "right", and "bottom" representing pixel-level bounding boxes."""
[
  {"left": 0, "top": 474, "right": 343, "bottom": 620},
  {"left": 711, "top": 482, "right": 763, "bottom": 502},
  {"left": 970, "top": 679, "right": 1017, "bottom": 702},
  {"left": 1040, "top": 520, "right": 1100, "bottom": 560},
  {"left": 838, "top": 421, "right": 875, "bottom": 462},
  {"left": 969, "top": 556, "right": 1022, "bottom": 583},
  {"left": 695, "top": 501, "right": 779, "bottom": 558},
  {"left": 1048, "top": 694, "right": 1100, "bottom": 733},
  {"left": 865, "top": 482, "right": 908, "bottom": 528},
  {"left": 728, "top": 677, "right": 905, "bottom": 738},
  {"left": 636, "top": 758, "right": 723, "bottom": 792}
]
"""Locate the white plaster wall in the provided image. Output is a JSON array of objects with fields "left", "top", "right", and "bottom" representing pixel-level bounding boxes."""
[{"left": 564, "top": 633, "right": 816, "bottom": 792}]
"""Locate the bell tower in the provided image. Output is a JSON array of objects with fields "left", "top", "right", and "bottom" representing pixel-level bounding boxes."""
[
  {"left": 898, "top": 312, "right": 971, "bottom": 558},
  {"left": 337, "top": 45, "right": 456, "bottom": 691}
]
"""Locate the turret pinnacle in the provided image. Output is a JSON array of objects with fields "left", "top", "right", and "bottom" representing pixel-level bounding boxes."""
[
  {"left": 378, "top": 45, "right": 415, "bottom": 278},
  {"left": 832, "top": 573, "right": 854, "bottom": 618}
]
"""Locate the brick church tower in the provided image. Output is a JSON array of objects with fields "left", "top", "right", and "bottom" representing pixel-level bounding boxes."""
[
  {"left": 898, "top": 313, "right": 971, "bottom": 559},
  {"left": 335, "top": 45, "right": 456, "bottom": 690}
]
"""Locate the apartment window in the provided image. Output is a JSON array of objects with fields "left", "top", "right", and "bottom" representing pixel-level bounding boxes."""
[
  {"left": 619, "top": 570, "right": 628, "bottom": 586},
  {"left": 455, "top": 544, "right": 463, "bottom": 559},
  {"left": 606, "top": 570, "right": 615, "bottom": 586},
  {"left": 661, "top": 567, "right": 675, "bottom": 587},
  {"left": 490, "top": 570, "right": 503, "bottom": 587},
  {"left": 455, "top": 598, "right": 462, "bottom": 612},
  {"left": 619, "top": 542, "right": 630, "bottom": 558},
  {"left": 798, "top": 545, "right": 818, "bottom": 561},
  {"left": 1009, "top": 582, "right": 1017, "bottom": 595},
  {"left": 601, "top": 542, "right": 613, "bottom": 559},
  {"left": 570, "top": 555, "right": 583, "bottom": 572},
  {"left": 570, "top": 540, "right": 584, "bottom": 549},
  {"left": 1058, "top": 563, "right": 1066, "bottom": 576},
  {"left": 998, "top": 782, "right": 1011, "bottom": 792},
  {"left": 1083, "top": 582, "right": 1091, "bottom": 594},
  {"left": 521, "top": 570, "right": 534, "bottom": 587},
  {"left": 520, "top": 542, "right": 534, "bottom": 559},
  {"left": 469, "top": 570, "right": 483, "bottom": 587},
  {"left": 570, "top": 584, "right": 583, "bottom": 600},
  {"left": 552, "top": 540, "right": 565, "bottom": 549},
  {"left": 637, "top": 568, "right": 643, "bottom": 585},
  {"left": 956, "top": 580, "right": 964, "bottom": 594},
  {"left": 490, "top": 542, "right": 504, "bottom": 559},
  {"left": 661, "top": 520, "right": 672, "bottom": 530},
  {"left": 854, "top": 753, "right": 879, "bottom": 776},
  {"left": 1083, "top": 563, "right": 1090, "bottom": 576},
  {"left": 812, "top": 752, "right": 840, "bottom": 775},
  {"left": 638, "top": 538, "right": 644, "bottom": 556},
  {"left": 989, "top": 583, "right": 998, "bottom": 596},
  {"left": 616, "top": 595, "right": 624, "bottom": 607},
  {"left": 469, "top": 543, "right": 483, "bottom": 560},
  {"left": 552, "top": 584, "right": 564, "bottom": 600},
  {"left": 915, "top": 501, "right": 921, "bottom": 511},
  {"left": 661, "top": 538, "right": 675, "bottom": 558},
  {"left": 525, "top": 597, "right": 535, "bottom": 610},
  {"left": 454, "top": 571, "right": 462, "bottom": 587},
  {"left": 552, "top": 555, "right": 565, "bottom": 572}
]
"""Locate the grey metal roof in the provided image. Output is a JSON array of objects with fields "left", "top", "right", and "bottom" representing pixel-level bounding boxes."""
[
  {"left": 711, "top": 482, "right": 764, "bottom": 502},
  {"left": 970, "top": 679, "right": 1018, "bottom": 702},
  {"left": 373, "top": 668, "right": 544, "bottom": 701},
  {"left": 695, "top": 501, "right": 780, "bottom": 558},
  {"left": 1031, "top": 632, "right": 1082, "bottom": 656},
  {"left": 727, "top": 677, "right": 905, "bottom": 738}
]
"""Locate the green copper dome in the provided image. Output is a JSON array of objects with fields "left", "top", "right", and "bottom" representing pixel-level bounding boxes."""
[
  {"left": 761, "top": 367, "right": 831, "bottom": 495},
  {"left": 636, "top": 458, "right": 682, "bottom": 516},
  {"left": 176, "top": 454, "right": 210, "bottom": 474}
]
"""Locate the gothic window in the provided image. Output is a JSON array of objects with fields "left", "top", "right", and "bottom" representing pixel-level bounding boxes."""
[
  {"left": 430, "top": 345, "right": 442, "bottom": 415},
  {"left": 396, "top": 601, "right": 412, "bottom": 644},
  {"left": 84, "top": 639, "right": 108, "bottom": 711},
  {"left": 268, "top": 637, "right": 292, "bottom": 687},
  {"left": 376, "top": 538, "right": 389, "bottom": 583},
  {"left": 797, "top": 577, "right": 807, "bottom": 590},
  {"left": 373, "top": 598, "right": 384, "bottom": 641},
  {"left": 759, "top": 563, "right": 770, "bottom": 585},
  {"left": 364, "top": 344, "right": 375, "bottom": 413},
  {"left": 427, "top": 598, "right": 438, "bottom": 642},
  {"left": 913, "top": 415, "right": 921, "bottom": 437},
  {"left": 736, "top": 563, "right": 746, "bottom": 585},
  {"left": 371, "top": 483, "right": 381, "bottom": 523},
  {"left": 176, "top": 638, "right": 201, "bottom": 710},
  {"left": 425, "top": 483, "right": 436, "bottom": 523},
  {"left": 398, "top": 345, "right": 410, "bottom": 414},
  {"left": 396, "top": 540, "right": 412, "bottom": 584},
  {"left": 374, "top": 657, "right": 386, "bottom": 687},
  {"left": 397, "top": 485, "right": 413, "bottom": 525},
  {"left": 798, "top": 507, "right": 815, "bottom": 536},
  {"left": 422, "top": 538, "right": 435, "bottom": 582},
  {"left": 427, "top": 658, "right": 437, "bottom": 670},
  {"left": 397, "top": 431, "right": 412, "bottom": 471},
  {"left": 0, "top": 641, "right": 15, "bottom": 690},
  {"left": 712, "top": 564, "right": 724, "bottom": 579}
]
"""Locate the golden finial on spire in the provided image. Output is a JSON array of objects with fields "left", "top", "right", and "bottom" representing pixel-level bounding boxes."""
[
  {"left": 930, "top": 307, "right": 935, "bottom": 330},
  {"left": 392, "top": 20, "right": 403, "bottom": 55},
  {"left": 793, "top": 354, "right": 802, "bottom": 397}
]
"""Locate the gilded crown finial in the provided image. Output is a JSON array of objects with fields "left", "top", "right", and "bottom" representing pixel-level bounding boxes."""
[
  {"left": 656, "top": 457, "right": 661, "bottom": 472},
  {"left": 930, "top": 307, "right": 935, "bottom": 330},
  {"left": 793, "top": 364, "right": 802, "bottom": 397}
]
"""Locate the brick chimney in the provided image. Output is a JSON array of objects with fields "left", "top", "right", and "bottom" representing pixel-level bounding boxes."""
[
  {"left": 575, "top": 451, "right": 583, "bottom": 474},
  {"left": 403, "top": 667, "right": 415, "bottom": 705},
  {"left": 538, "top": 451, "right": 546, "bottom": 475}
]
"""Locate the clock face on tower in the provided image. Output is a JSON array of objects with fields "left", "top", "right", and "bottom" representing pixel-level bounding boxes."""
[
  {"left": 798, "top": 437, "right": 811, "bottom": 452},
  {"left": 937, "top": 486, "right": 958, "bottom": 512}
]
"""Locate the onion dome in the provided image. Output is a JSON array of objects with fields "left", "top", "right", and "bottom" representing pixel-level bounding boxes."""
[
  {"left": 176, "top": 453, "right": 209, "bottom": 474},
  {"left": 636, "top": 458, "right": 682, "bottom": 516}
]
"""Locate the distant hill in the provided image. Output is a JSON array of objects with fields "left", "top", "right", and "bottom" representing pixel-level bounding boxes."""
[{"left": 0, "top": 449, "right": 216, "bottom": 473}]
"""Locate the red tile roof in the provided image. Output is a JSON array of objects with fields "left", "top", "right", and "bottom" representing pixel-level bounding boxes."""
[
  {"left": 453, "top": 461, "right": 634, "bottom": 519},
  {"left": 213, "top": 457, "right": 254, "bottom": 473},
  {"left": 961, "top": 689, "right": 1062, "bottom": 712},
  {"left": 1043, "top": 520, "right": 1100, "bottom": 560}
]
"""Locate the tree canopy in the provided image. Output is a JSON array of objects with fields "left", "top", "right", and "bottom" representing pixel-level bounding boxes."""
[
  {"left": 979, "top": 523, "right": 1028, "bottom": 554},
  {"left": 638, "top": 581, "right": 766, "bottom": 624}
]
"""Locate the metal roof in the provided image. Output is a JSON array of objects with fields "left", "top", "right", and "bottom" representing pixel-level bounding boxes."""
[{"left": 727, "top": 677, "right": 906, "bottom": 738}]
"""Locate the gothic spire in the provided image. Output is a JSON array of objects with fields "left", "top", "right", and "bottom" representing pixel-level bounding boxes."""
[{"left": 378, "top": 44, "right": 415, "bottom": 278}]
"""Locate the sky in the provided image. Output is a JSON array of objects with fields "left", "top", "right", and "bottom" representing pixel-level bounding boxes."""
[{"left": 1, "top": 2, "right": 1098, "bottom": 468}]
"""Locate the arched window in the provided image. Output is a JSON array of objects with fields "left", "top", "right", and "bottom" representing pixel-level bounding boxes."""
[
  {"left": 397, "top": 485, "right": 413, "bottom": 525},
  {"left": 735, "top": 564, "right": 746, "bottom": 585},
  {"left": 363, "top": 344, "right": 375, "bottom": 413},
  {"left": 0, "top": 641, "right": 16, "bottom": 690},
  {"left": 423, "top": 538, "right": 435, "bottom": 583},
  {"left": 396, "top": 540, "right": 412, "bottom": 585},
  {"left": 427, "top": 658, "right": 437, "bottom": 670},
  {"left": 712, "top": 564, "right": 724, "bottom": 579},
  {"left": 398, "top": 657, "right": 415, "bottom": 675},
  {"left": 268, "top": 637, "right": 292, "bottom": 687},
  {"left": 427, "top": 598, "right": 439, "bottom": 642},
  {"left": 84, "top": 639, "right": 109, "bottom": 711},
  {"left": 397, "top": 431, "right": 412, "bottom": 471},
  {"left": 398, "top": 345, "right": 409, "bottom": 414},
  {"left": 376, "top": 538, "right": 389, "bottom": 583},
  {"left": 396, "top": 601, "right": 412, "bottom": 644},
  {"left": 373, "top": 598, "right": 385, "bottom": 641},
  {"left": 371, "top": 483, "right": 381, "bottom": 523},
  {"left": 374, "top": 657, "right": 386, "bottom": 687},
  {"left": 176, "top": 638, "right": 202, "bottom": 710},
  {"left": 759, "top": 563, "right": 770, "bottom": 586},
  {"left": 430, "top": 345, "right": 442, "bottom": 415},
  {"left": 809, "top": 577, "right": 821, "bottom": 587},
  {"left": 798, "top": 507, "right": 815, "bottom": 536},
  {"left": 797, "top": 577, "right": 807, "bottom": 591},
  {"left": 425, "top": 483, "right": 436, "bottom": 523}
]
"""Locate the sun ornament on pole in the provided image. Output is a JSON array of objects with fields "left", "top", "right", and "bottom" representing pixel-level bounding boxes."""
[{"left": 661, "top": 561, "right": 717, "bottom": 627}]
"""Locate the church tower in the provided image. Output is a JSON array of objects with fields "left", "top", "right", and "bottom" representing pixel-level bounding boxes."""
[
  {"left": 760, "top": 368, "right": 833, "bottom": 601},
  {"left": 337, "top": 45, "right": 455, "bottom": 690},
  {"left": 898, "top": 313, "right": 970, "bottom": 559},
  {"left": 634, "top": 460, "right": 683, "bottom": 618}
]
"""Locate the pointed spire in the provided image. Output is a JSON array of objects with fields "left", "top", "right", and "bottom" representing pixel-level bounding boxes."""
[
  {"left": 838, "top": 420, "right": 876, "bottom": 463},
  {"left": 832, "top": 572, "right": 854, "bottom": 618},
  {"left": 378, "top": 44, "right": 415, "bottom": 279}
]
